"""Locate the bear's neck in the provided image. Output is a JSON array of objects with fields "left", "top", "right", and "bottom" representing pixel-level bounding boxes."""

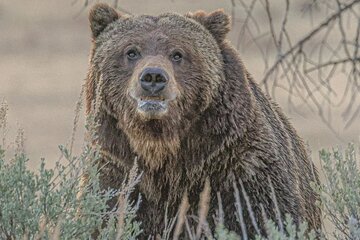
[
  {"left": 96, "top": 93, "right": 255, "bottom": 204},
  {"left": 97, "top": 111, "right": 183, "bottom": 170}
]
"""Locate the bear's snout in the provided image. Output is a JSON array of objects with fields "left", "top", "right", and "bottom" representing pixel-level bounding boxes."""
[
  {"left": 139, "top": 67, "right": 169, "bottom": 96},
  {"left": 128, "top": 60, "right": 178, "bottom": 120}
]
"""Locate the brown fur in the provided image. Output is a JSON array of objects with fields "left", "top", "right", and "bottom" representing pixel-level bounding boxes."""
[{"left": 86, "top": 3, "right": 321, "bottom": 238}]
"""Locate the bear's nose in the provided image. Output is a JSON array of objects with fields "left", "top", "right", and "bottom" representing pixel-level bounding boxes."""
[{"left": 139, "top": 67, "right": 168, "bottom": 95}]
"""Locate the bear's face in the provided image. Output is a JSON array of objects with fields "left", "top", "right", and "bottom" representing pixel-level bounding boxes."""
[{"left": 87, "top": 4, "right": 230, "bottom": 168}]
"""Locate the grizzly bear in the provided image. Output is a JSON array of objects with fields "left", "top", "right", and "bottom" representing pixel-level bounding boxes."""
[{"left": 85, "top": 3, "right": 321, "bottom": 238}]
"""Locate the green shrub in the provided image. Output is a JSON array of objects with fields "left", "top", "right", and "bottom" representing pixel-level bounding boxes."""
[
  {"left": 317, "top": 144, "right": 360, "bottom": 240},
  {"left": 0, "top": 98, "right": 359, "bottom": 239},
  {"left": 0, "top": 101, "right": 142, "bottom": 240}
]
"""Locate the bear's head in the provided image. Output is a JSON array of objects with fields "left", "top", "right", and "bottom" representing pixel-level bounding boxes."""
[{"left": 87, "top": 4, "right": 231, "bottom": 168}]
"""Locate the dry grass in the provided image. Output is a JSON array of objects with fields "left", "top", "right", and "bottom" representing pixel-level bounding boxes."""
[
  {"left": 173, "top": 193, "right": 189, "bottom": 240},
  {"left": 196, "top": 178, "right": 211, "bottom": 239},
  {"left": 116, "top": 158, "right": 142, "bottom": 239}
]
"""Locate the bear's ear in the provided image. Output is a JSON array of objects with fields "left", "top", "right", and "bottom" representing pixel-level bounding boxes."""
[
  {"left": 186, "top": 9, "right": 231, "bottom": 43},
  {"left": 89, "top": 3, "right": 119, "bottom": 38}
]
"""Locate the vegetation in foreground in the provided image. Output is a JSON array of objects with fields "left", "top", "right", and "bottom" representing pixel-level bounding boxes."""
[{"left": 0, "top": 99, "right": 359, "bottom": 239}]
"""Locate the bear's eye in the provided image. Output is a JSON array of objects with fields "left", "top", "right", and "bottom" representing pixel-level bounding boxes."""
[
  {"left": 171, "top": 52, "right": 183, "bottom": 62},
  {"left": 126, "top": 49, "right": 140, "bottom": 60}
]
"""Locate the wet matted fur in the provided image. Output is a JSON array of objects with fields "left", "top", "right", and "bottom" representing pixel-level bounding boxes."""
[{"left": 86, "top": 3, "right": 321, "bottom": 238}]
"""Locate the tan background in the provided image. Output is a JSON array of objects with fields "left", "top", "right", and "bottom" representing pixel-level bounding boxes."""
[{"left": 0, "top": 0, "right": 359, "bottom": 168}]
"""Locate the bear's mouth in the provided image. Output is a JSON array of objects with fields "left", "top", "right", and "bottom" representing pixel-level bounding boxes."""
[
  {"left": 136, "top": 98, "right": 169, "bottom": 119},
  {"left": 140, "top": 96, "right": 165, "bottom": 101},
  {"left": 138, "top": 99, "right": 167, "bottom": 112},
  {"left": 129, "top": 91, "right": 177, "bottom": 119}
]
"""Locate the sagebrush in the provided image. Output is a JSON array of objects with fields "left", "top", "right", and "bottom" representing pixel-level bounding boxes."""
[{"left": 0, "top": 99, "right": 359, "bottom": 239}]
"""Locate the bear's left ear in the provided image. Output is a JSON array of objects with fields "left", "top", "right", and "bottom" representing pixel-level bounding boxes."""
[
  {"left": 186, "top": 9, "right": 231, "bottom": 43},
  {"left": 89, "top": 3, "right": 119, "bottom": 39}
]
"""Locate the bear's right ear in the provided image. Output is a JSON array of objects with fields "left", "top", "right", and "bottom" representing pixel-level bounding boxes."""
[{"left": 89, "top": 3, "right": 119, "bottom": 38}]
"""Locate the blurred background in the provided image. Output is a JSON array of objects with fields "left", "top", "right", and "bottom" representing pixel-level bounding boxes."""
[{"left": 0, "top": 0, "right": 359, "bottom": 168}]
